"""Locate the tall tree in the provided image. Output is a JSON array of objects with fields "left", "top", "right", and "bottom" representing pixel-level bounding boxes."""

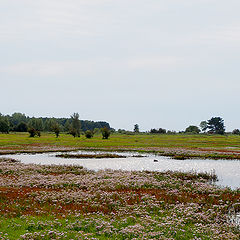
[
  {"left": 207, "top": 117, "right": 225, "bottom": 135},
  {"left": 27, "top": 118, "right": 43, "bottom": 137},
  {"left": 0, "top": 115, "right": 10, "bottom": 133},
  {"left": 71, "top": 113, "right": 81, "bottom": 137},
  {"left": 200, "top": 121, "right": 208, "bottom": 133},
  {"left": 52, "top": 122, "right": 60, "bottom": 138},
  {"left": 134, "top": 124, "right": 139, "bottom": 133}
]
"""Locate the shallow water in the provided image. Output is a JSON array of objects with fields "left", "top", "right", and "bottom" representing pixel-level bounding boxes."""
[{"left": 2, "top": 151, "right": 240, "bottom": 189}]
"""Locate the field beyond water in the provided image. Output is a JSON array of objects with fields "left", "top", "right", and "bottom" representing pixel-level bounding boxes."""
[
  {"left": 0, "top": 133, "right": 240, "bottom": 239},
  {"left": 1, "top": 133, "right": 240, "bottom": 159}
]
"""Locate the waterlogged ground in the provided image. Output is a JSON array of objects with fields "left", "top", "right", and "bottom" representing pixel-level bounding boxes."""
[
  {"left": 4, "top": 151, "right": 240, "bottom": 189},
  {"left": 0, "top": 158, "right": 240, "bottom": 239}
]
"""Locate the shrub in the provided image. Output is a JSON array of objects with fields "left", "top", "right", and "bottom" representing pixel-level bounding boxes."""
[
  {"left": 232, "top": 129, "right": 240, "bottom": 135},
  {"left": 185, "top": 125, "right": 200, "bottom": 134},
  {"left": 150, "top": 128, "right": 166, "bottom": 134},
  {"left": 69, "top": 128, "right": 77, "bottom": 138},
  {"left": 101, "top": 127, "right": 110, "bottom": 139},
  {"left": 28, "top": 127, "right": 36, "bottom": 137},
  {"left": 85, "top": 130, "right": 93, "bottom": 139}
]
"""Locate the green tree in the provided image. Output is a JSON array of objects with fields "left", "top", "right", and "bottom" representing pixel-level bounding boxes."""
[
  {"left": 101, "top": 127, "right": 110, "bottom": 139},
  {"left": 134, "top": 124, "right": 139, "bottom": 133},
  {"left": 185, "top": 125, "right": 200, "bottom": 134},
  {"left": 207, "top": 117, "right": 225, "bottom": 135},
  {"left": 27, "top": 118, "right": 43, "bottom": 137},
  {"left": 200, "top": 121, "right": 208, "bottom": 133},
  {"left": 70, "top": 113, "right": 81, "bottom": 137},
  {"left": 232, "top": 129, "right": 240, "bottom": 135},
  {"left": 11, "top": 112, "right": 27, "bottom": 125},
  {"left": 64, "top": 119, "right": 71, "bottom": 132},
  {"left": 28, "top": 127, "right": 36, "bottom": 137},
  {"left": 93, "top": 128, "right": 101, "bottom": 134},
  {"left": 44, "top": 119, "right": 56, "bottom": 132},
  {"left": 15, "top": 122, "right": 28, "bottom": 132},
  {"left": 85, "top": 130, "right": 93, "bottom": 139},
  {"left": 52, "top": 122, "right": 60, "bottom": 138},
  {"left": 0, "top": 116, "right": 10, "bottom": 133}
]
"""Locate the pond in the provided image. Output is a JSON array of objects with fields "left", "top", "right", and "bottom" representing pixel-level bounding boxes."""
[{"left": 2, "top": 150, "right": 240, "bottom": 190}]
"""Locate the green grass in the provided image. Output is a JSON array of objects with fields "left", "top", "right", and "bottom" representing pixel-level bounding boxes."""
[
  {"left": 1, "top": 132, "right": 240, "bottom": 150},
  {"left": 1, "top": 133, "right": 240, "bottom": 160}
]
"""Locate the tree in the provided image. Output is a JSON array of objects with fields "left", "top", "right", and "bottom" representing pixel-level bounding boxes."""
[
  {"left": 69, "top": 128, "right": 77, "bottom": 138},
  {"left": 85, "top": 130, "right": 93, "bottom": 139},
  {"left": 150, "top": 128, "right": 166, "bottom": 134},
  {"left": 200, "top": 121, "right": 208, "bottom": 133},
  {"left": 44, "top": 118, "right": 57, "bottom": 132},
  {"left": 232, "top": 129, "right": 240, "bottom": 135},
  {"left": 64, "top": 119, "right": 71, "bottom": 132},
  {"left": 52, "top": 122, "right": 60, "bottom": 138},
  {"left": 0, "top": 116, "right": 10, "bottom": 133},
  {"left": 28, "top": 127, "right": 36, "bottom": 137},
  {"left": 207, "top": 117, "right": 225, "bottom": 135},
  {"left": 70, "top": 113, "right": 81, "bottom": 137},
  {"left": 101, "top": 127, "right": 110, "bottom": 139},
  {"left": 134, "top": 124, "right": 139, "bottom": 133},
  {"left": 93, "top": 128, "right": 101, "bottom": 134},
  {"left": 185, "top": 125, "right": 200, "bottom": 134},
  {"left": 10, "top": 113, "right": 27, "bottom": 126},
  {"left": 15, "top": 122, "right": 28, "bottom": 132},
  {"left": 27, "top": 118, "right": 43, "bottom": 137}
]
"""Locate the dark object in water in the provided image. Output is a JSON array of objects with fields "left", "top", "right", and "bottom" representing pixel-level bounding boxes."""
[{"left": 153, "top": 159, "right": 158, "bottom": 162}]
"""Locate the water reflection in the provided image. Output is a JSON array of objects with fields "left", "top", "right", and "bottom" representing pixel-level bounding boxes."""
[{"left": 2, "top": 151, "right": 240, "bottom": 189}]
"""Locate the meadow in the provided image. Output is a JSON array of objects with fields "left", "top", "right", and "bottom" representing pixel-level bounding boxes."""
[
  {"left": 0, "top": 133, "right": 240, "bottom": 239},
  {"left": 1, "top": 133, "right": 240, "bottom": 159}
]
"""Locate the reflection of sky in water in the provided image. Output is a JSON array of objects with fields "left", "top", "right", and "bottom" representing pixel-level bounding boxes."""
[{"left": 3, "top": 151, "right": 240, "bottom": 190}]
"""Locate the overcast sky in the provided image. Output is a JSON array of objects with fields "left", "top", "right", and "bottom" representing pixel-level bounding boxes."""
[{"left": 1, "top": 0, "right": 240, "bottom": 131}]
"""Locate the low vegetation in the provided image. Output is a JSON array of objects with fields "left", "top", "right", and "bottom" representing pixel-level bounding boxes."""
[
  {"left": 56, "top": 153, "right": 128, "bottom": 159},
  {"left": 0, "top": 158, "right": 239, "bottom": 239},
  {"left": 1, "top": 133, "right": 240, "bottom": 160}
]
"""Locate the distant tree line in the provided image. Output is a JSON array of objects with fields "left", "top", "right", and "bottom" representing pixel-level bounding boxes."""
[
  {"left": 149, "top": 117, "right": 239, "bottom": 135},
  {"left": 0, "top": 112, "right": 111, "bottom": 138}
]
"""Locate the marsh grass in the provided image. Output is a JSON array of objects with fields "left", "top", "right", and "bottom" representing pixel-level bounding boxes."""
[
  {"left": 55, "top": 153, "right": 145, "bottom": 159},
  {"left": 0, "top": 160, "right": 239, "bottom": 239},
  {"left": 55, "top": 153, "right": 128, "bottom": 159}
]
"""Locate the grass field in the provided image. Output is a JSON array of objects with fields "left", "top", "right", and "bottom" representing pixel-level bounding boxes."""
[{"left": 1, "top": 133, "right": 240, "bottom": 159}]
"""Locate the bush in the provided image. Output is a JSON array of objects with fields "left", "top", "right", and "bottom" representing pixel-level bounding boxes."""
[
  {"left": 69, "top": 128, "right": 77, "bottom": 138},
  {"left": 28, "top": 127, "right": 36, "bottom": 137},
  {"left": 232, "top": 129, "right": 240, "bottom": 135},
  {"left": 85, "top": 130, "right": 93, "bottom": 139},
  {"left": 185, "top": 125, "right": 200, "bottom": 134},
  {"left": 101, "top": 127, "right": 110, "bottom": 139},
  {"left": 150, "top": 128, "right": 166, "bottom": 134}
]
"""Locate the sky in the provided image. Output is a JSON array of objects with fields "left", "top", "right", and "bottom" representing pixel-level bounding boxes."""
[{"left": 1, "top": 0, "right": 240, "bottom": 131}]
